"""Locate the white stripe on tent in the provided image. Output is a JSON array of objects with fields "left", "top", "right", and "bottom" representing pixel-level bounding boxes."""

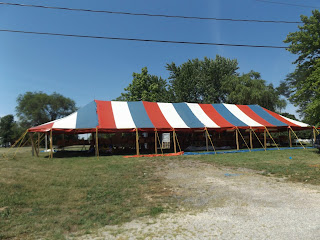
[
  {"left": 111, "top": 101, "right": 136, "bottom": 129},
  {"left": 223, "top": 104, "right": 263, "bottom": 127},
  {"left": 280, "top": 115, "right": 310, "bottom": 127},
  {"left": 158, "top": 103, "right": 189, "bottom": 128},
  {"left": 187, "top": 103, "right": 220, "bottom": 128},
  {"left": 53, "top": 112, "right": 77, "bottom": 129}
]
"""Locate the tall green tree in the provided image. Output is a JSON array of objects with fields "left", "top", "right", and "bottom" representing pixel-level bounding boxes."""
[
  {"left": 116, "top": 67, "right": 172, "bottom": 102},
  {"left": 224, "top": 71, "right": 286, "bottom": 111},
  {"left": 16, "top": 92, "right": 77, "bottom": 128},
  {"left": 167, "top": 56, "right": 239, "bottom": 103},
  {"left": 284, "top": 10, "right": 320, "bottom": 124},
  {"left": 0, "top": 115, "right": 15, "bottom": 147}
]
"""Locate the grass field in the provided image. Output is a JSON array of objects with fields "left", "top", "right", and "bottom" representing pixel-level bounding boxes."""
[{"left": 1, "top": 147, "right": 320, "bottom": 239}]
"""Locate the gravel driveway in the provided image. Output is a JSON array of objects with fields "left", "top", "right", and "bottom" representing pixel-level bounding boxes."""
[{"left": 74, "top": 160, "right": 320, "bottom": 240}]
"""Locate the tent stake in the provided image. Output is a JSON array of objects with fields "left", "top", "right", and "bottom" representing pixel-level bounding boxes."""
[{"left": 135, "top": 128, "right": 139, "bottom": 156}]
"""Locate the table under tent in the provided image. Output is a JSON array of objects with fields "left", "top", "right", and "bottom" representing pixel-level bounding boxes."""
[{"left": 27, "top": 100, "right": 319, "bottom": 158}]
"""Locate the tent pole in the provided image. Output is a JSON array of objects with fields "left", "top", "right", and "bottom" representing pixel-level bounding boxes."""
[
  {"left": 45, "top": 132, "right": 48, "bottom": 151},
  {"left": 155, "top": 129, "right": 158, "bottom": 154},
  {"left": 205, "top": 130, "right": 209, "bottom": 151},
  {"left": 264, "top": 129, "right": 267, "bottom": 149},
  {"left": 205, "top": 128, "right": 216, "bottom": 154},
  {"left": 30, "top": 133, "right": 35, "bottom": 157},
  {"left": 251, "top": 128, "right": 266, "bottom": 151},
  {"left": 37, "top": 132, "right": 40, "bottom": 155},
  {"left": 50, "top": 129, "right": 53, "bottom": 158},
  {"left": 265, "top": 127, "right": 280, "bottom": 150},
  {"left": 289, "top": 126, "right": 305, "bottom": 149},
  {"left": 237, "top": 128, "right": 251, "bottom": 152},
  {"left": 250, "top": 129, "right": 253, "bottom": 149},
  {"left": 135, "top": 128, "right": 140, "bottom": 156},
  {"left": 288, "top": 128, "right": 292, "bottom": 148},
  {"left": 236, "top": 128, "right": 239, "bottom": 150},
  {"left": 173, "top": 130, "right": 177, "bottom": 153},
  {"left": 95, "top": 127, "right": 99, "bottom": 159}
]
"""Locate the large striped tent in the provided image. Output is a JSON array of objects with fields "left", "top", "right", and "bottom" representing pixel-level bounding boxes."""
[{"left": 28, "top": 100, "right": 311, "bottom": 133}]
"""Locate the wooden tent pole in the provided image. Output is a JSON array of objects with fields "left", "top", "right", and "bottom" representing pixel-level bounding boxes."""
[
  {"left": 205, "top": 128, "right": 216, "bottom": 154},
  {"left": 135, "top": 128, "right": 140, "bottom": 156},
  {"left": 30, "top": 133, "right": 35, "bottom": 157},
  {"left": 250, "top": 129, "right": 253, "bottom": 149},
  {"left": 173, "top": 130, "right": 177, "bottom": 153},
  {"left": 155, "top": 129, "right": 158, "bottom": 154},
  {"left": 50, "top": 129, "right": 53, "bottom": 158},
  {"left": 235, "top": 128, "right": 239, "bottom": 150},
  {"left": 96, "top": 127, "right": 99, "bottom": 158},
  {"left": 37, "top": 132, "right": 40, "bottom": 155},
  {"left": 205, "top": 130, "right": 209, "bottom": 151},
  {"left": 288, "top": 128, "right": 292, "bottom": 148},
  {"left": 251, "top": 128, "right": 266, "bottom": 151},
  {"left": 289, "top": 126, "right": 305, "bottom": 149},
  {"left": 264, "top": 129, "right": 267, "bottom": 149},
  {"left": 237, "top": 128, "right": 251, "bottom": 152},
  {"left": 265, "top": 127, "right": 280, "bottom": 150}
]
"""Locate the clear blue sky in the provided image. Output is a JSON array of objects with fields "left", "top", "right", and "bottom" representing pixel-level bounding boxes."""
[{"left": 0, "top": 0, "right": 318, "bottom": 120}]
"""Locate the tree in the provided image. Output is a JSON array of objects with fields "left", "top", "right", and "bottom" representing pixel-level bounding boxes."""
[
  {"left": 0, "top": 115, "right": 15, "bottom": 147},
  {"left": 223, "top": 71, "right": 287, "bottom": 112},
  {"left": 16, "top": 92, "right": 77, "bottom": 128},
  {"left": 116, "top": 67, "right": 172, "bottom": 102},
  {"left": 167, "top": 55, "right": 239, "bottom": 103},
  {"left": 284, "top": 10, "right": 320, "bottom": 125}
]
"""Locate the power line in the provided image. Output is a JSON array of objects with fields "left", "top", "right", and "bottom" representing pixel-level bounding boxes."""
[
  {"left": 0, "top": 2, "right": 302, "bottom": 24},
  {"left": 256, "top": 0, "right": 320, "bottom": 9},
  {"left": 0, "top": 28, "right": 288, "bottom": 49}
]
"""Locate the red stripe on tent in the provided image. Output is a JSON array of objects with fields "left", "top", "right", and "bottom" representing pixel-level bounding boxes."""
[
  {"left": 262, "top": 107, "right": 299, "bottom": 127},
  {"left": 28, "top": 122, "right": 54, "bottom": 132},
  {"left": 200, "top": 104, "right": 234, "bottom": 128},
  {"left": 143, "top": 102, "right": 172, "bottom": 129},
  {"left": 95, "top": 100, "right": 116, "bottom": 129},
  {"left": 237, "top": 105, "right": 275, "bottom": 127}
]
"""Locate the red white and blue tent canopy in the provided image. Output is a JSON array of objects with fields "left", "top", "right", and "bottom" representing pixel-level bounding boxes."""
[{"left": 28, "top": 100, "right": 310, "bottom": 133}]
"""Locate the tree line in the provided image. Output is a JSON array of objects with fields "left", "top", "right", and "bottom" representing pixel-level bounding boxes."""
[{"left": 116, "top": 56, "right": 286, "bottom": 113}]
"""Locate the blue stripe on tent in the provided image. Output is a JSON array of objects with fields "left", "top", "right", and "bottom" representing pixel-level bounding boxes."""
[
  {"left": 173, "top": 103, "right": 204, "bottom": 128},
  {"left": 212, "top": 104, "right": 247, "bottom": 126},
  {"left": 76, "top": 101, "right": 99, "bottom": 128},
  {"left": 127, "top": 102, "right": 155, "bottom": 128},
  {"left": 249, "top": 105, "right": 287, "bottom": 126}
]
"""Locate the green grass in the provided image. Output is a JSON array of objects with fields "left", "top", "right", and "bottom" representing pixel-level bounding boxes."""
[
  {"left": 1, "top": 147, "right": 320, "bottom": 239},
  {"left": 187, "top": 148, "right": 320, "bottom": 184},
  {"left": 0, "top": 148, "right": 171, "bottom": 239}
]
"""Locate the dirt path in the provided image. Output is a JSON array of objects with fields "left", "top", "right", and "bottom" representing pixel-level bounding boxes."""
[{"left": 74, "top": 160, "right": 320, "bottom": 239}]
